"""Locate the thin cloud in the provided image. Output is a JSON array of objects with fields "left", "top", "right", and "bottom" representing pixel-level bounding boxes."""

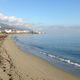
[
  {"left": 0, "top": 13, "right": 38, "bottom": 30},
  {"left": 0, "top": 13, "right": 25, "bottom": 26}
]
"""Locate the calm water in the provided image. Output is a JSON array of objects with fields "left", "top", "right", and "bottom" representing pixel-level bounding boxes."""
[{"left": 13, "top": 27, "right": 80, "bottom": 76}]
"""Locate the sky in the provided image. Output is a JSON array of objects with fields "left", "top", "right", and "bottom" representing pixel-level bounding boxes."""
[{"left": 0, "top": 0, "right": 80, "bottom": 26}]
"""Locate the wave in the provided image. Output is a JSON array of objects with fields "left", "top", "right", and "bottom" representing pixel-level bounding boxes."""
[
  {"left": 40, "top": 51, "right": 80, "bottom": 68},
  {"left": 59, "top": 57, "right": 80, "bottom": 67}
]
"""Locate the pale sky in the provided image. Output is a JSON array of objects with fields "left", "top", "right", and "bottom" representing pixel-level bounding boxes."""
[{"left": 0, "top": 0, "right": 80, "bottom": 26}]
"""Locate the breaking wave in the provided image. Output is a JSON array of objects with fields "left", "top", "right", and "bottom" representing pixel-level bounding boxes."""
[{"left": 40, "top": 51, "right": 80, "bottom": 68}]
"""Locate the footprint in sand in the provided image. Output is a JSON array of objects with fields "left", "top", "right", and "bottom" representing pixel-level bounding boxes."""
[
  {"left": 3, "top": 69, "right": 6, "bottom": 72},
  {"left": 3, "top": 66, "right": 6, "bottom": 69},
  {"left": 30, "top": 77, "right": 34, "bottom": 80},
  {"left": 8, "top": 73, "right": 12, "bottom": 77},
  {"left": 9, "top": 78, "right": 12, "bottom": 80},
  {"left": 26, "top": 74, "right": 29, "bottom": 77}
]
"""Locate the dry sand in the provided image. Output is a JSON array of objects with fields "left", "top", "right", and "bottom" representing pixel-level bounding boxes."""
[{"left": 0, "top": 35, "right": 79, "bottom": 80}]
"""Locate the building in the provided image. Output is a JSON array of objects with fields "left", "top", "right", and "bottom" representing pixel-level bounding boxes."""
[
  {"left": 4, "top": 29, "right": 12, "bottom": 33},
  {"left": 16, "top": 30, "right": 30, "bottom": 34}
]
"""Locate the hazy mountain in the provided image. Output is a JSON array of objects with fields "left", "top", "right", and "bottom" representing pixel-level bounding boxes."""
[
  {"left": 0, "top": 22, "right": 31, "bottom": 31},
  {"left": 0, "top": 22, "right": 15, "bottom": 29}
]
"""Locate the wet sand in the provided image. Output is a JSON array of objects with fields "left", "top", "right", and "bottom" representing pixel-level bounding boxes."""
[{"left": 0, "top": 35, "right": 79, "bottom": 80}]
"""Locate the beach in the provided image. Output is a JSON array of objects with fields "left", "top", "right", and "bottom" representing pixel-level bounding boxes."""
[{"left": 0, "top": 35, "right": 79, "bottom": 80}]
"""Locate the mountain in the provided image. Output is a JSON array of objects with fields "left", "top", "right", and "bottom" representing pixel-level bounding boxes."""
[
  {"left": 0, "top": 23, "right": 14, "bottom": 29},
  {"left": 0, "top": 23, "right": 31, "bottom": 30}
]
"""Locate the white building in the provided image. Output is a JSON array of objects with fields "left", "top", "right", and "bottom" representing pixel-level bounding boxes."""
[{"left": 4, "top": 29, "right": 12, "bottom": 33}]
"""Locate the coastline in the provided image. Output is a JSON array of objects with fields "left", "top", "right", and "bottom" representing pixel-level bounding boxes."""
[{"left": 1, "top": 35, "right": 80, "bottom": 80}]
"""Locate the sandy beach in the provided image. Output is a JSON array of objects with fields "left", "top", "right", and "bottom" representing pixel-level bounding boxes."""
[{"left": 0, "top": 35, "right": 79, "bottom": 80}]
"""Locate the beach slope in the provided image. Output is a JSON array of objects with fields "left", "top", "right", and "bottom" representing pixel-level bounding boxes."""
[{"left": 1, "top": 35, "right": 80, "bottom": 80}]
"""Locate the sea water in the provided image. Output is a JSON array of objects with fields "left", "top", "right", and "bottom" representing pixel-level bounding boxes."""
[{"left": 13, "top": 27, "right": 80, "bottom": 76}]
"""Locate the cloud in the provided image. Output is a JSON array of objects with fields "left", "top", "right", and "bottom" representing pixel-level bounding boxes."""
[
  {"left": 0, "top": 13, "right": 25, "bottom": 26},
  {"left": 0, "top": 13, "right": 39, "bottom": 30}
]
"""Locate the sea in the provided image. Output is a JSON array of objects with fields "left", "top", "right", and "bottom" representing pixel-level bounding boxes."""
[{"left": 12, "top": 27, "right": 80, "bottom": 77}]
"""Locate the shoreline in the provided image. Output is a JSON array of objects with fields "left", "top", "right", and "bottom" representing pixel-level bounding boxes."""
[{"left": 1, "top": 35, "right": 80, "bottom": 80}]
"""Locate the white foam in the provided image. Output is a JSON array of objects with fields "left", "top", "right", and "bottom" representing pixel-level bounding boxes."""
[
  {"left": 59, "top": 58, "right": 65, "bottom": 61},
  {"left": 40, "top": 51, "right": 47, "bottom": 55},
  {"left": 42, "top": 52, "right": 47, "bottom": 55},
  {"left": 48, "top": 54, "right": 56, "bottom": 58},
  {"left": 59, "top": 58, "right": 80, "bottom": 68},
  {"left": 40, "top": 52, "right": 42, "bottom": 53},
  {"left": 40, "top": 51, "right": 80, "bottom": 68}
]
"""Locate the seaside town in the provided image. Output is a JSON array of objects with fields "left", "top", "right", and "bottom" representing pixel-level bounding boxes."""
[
  {"left": 0, "top": 25, "right": 42, "bottom": 34},
  {"left": 0, "top": 22, "right": 46, "bottom": 80}
]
